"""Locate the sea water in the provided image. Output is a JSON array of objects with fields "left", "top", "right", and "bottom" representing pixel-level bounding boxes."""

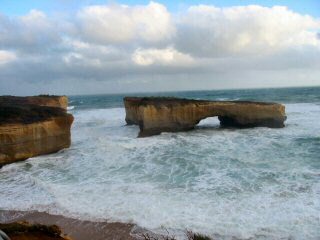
[{"left": 1, "top": 87, "right": 319, "bottom": 239}]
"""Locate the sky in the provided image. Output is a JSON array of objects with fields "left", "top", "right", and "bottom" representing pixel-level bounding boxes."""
[{"left": 0, "top": 1, "right": 320, "bottom": 95}]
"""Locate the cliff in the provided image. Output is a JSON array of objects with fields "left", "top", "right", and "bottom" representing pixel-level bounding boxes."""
[
  {"left": 0, "top": 96, "right": 73, "bottom": 167},
  {"left": 124, "top": 97, "right": 286, "bottom": 137},
  {"left": 0, "top": 95, "right": 68, "bottom": 110}
]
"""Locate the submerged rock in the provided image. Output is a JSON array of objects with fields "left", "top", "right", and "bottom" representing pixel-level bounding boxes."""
[
  {"left": 0, "top": 96, "right": 74, "bottom": 167},
  {"left": 124, "top": 97, "right": 286, "bottom": 137}
]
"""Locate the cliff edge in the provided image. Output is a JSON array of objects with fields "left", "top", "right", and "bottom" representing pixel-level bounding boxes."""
[
  {"left": 0, "top": 95, "right": 68, "bottom": 110},
  {"left": 124, "top": 97, "right": 286, "bottom": 137},
  {"left": 0, "top": 96, "right": 73, "bottom": 167}
]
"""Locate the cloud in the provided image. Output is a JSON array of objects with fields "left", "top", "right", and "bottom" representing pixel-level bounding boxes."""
[
  {"left": 62, "top": 39, "right": 128, "bottom": 68},
  {"left": 132, "top": 47, "right": 194, "bottom": 66},
  {"left": 175, "top": 5, "right": 320, "bottom": 57},
  {"left": 0, "top": 50, "right": 16, "bottom": 64},
  {"left": 0, "top": 2, "right": 319, "bottom": 95},
  {"left": 77, "top": 1, "right": 175, "bottom": 45},
  {"left": 0, "top": 10, "right": 62, "bottom": 54}
]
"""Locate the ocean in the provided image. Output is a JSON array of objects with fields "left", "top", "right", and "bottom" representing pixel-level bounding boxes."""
[{"left": 1, "top": 87, "right": 319, "bottom": 239}]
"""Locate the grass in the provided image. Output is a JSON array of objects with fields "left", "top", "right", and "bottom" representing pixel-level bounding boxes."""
[{"left": 0, "top": 104, "right": 67, "bottom": 124}]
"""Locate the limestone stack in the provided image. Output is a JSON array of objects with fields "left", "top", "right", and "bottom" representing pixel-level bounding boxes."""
[
  {"left": 124, "top": 97, "right": 286, "bottom": 137},
  {"left": 0, "top": 96, "right": 73, "bottom": 167}
]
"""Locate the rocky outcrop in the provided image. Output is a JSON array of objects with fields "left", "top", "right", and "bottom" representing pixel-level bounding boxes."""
[
  {"left": 0, "top": 96, "right": 73, "bottom": 167},
  {"left": 124, "top": 97, "right": 286, "bottom": 137},
  {"left": 0, "top": 210, "right": 135, "bottom": 240},
  {"left": 0, "top": 221, "right": 71, "bottom": 240}
]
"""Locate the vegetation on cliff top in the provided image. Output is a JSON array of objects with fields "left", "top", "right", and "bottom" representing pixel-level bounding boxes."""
[{"left": 0, "top": 104, "right": 68, "bottom": 124}]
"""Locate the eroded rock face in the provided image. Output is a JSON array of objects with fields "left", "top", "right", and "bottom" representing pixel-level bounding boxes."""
[
  {"left": 0, "top": 96, "right": 73, "bottom": 167},
  {"left": 124, "top": 97, "right": 286, "bottom": 137}
]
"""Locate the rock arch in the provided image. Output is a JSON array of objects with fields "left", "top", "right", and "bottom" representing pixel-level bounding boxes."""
[{"left": 124, "top": 97, "right": 286, "bottom": 137}]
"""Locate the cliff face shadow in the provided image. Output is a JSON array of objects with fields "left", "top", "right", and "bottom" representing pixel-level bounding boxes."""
[{"left": 195, "top": 117, "right": 242, "bottom": 131}]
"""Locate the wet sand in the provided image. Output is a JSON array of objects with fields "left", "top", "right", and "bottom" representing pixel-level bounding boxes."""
[{"left": 0, "top": 210, "right": 137, "bottom": 240}]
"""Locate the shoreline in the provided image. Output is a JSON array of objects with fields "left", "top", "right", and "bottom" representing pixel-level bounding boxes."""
[{"left": 0, "top": 210, "right": 138, "bottom": 240}]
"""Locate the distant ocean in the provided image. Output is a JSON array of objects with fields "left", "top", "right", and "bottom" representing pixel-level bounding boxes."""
[{"left": 1, "top": 87, "right": 319, "bottom": 239}]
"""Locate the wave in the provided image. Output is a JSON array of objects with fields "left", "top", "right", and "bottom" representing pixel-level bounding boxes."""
[{"left": 1, "top": 103, "right": 319, "bottom": 239}]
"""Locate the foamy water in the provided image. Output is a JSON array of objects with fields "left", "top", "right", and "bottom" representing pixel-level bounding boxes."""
[{"left": 1, "top": 101, "right": 320, "bottom": 239}]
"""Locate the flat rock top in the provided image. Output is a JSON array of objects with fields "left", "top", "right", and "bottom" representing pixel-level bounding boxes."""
[
  {"left": 0, "top": 95, "right": 66, "bottom": 104},
  {"left": 124, "top": 97, "right": 278, "bottom": 106},
  {"left": 0, "top": 96, "right": 69, "bottom": 125},
  {"left": 0, "top": 104, "right": 68, "bottom": 125}
]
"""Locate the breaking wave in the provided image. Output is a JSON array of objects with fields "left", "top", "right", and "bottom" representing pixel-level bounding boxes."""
[{"left": 1, "top": 103, "right": 319, "bottom": 239}]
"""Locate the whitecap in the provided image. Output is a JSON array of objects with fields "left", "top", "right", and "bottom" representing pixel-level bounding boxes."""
[{"left": 1, "top": 103, "right": 319, "bottom": 239}]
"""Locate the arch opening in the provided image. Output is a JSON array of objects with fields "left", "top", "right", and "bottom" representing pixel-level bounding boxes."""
[{"left": 196, "top": 116, "right": 220, "bottom": 129}]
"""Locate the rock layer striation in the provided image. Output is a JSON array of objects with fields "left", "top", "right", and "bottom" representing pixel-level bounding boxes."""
[
  {"left": 0, "top": 96, "right": 73, "bottom": 167},
  {"left": 124, "top": 97, "right": 286, "bottom": 137}
]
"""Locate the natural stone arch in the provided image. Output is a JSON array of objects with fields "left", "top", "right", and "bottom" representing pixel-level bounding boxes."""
[{"left": 124, "top": 97, "right": 286, "bottom": 137}]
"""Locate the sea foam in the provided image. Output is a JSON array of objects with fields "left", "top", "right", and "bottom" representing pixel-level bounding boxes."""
[{"left": 0, "top": 104, "right": 319, "bottom": 239}]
